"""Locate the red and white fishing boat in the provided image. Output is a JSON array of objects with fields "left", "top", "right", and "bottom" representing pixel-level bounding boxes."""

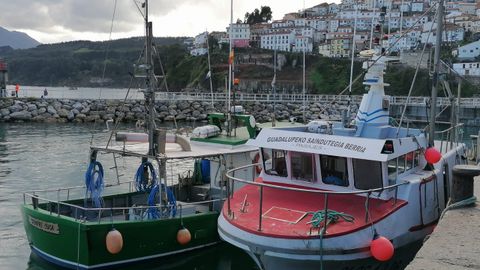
[{"left": 217, "top": 36, "right": 466, "bottom": 270}]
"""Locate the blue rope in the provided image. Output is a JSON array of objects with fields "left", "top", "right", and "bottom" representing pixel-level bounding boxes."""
[
  {"left": 134, "top": 160, "right": 157, "bottom": 192},
  {"left": 85, "top": 161, "right": 104, "bottom": 208},
  {"left": 146, "top": 184, "right": 177, "bottom": 219}
]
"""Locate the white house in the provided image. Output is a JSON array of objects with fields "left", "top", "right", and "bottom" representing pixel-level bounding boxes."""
[
  {"left": 458, "top": 2, "right": 476, "bottom": 15},
  {"left": 453, "top": 40, "right": 480, "bottom": 59},
  {"left": 260, "top": 31, "right": 295, "bottom": 52},
  {"left": 421, "top": 23, "right": 464, "bottom": 44},
  {"left": 190, "top": 32, "right": 208, "bottom": 56},
  {"left": 453, "top": 62, "right": 480, "bottom": 76},
  {"left": 411, "top": 2, "right": 424, "bottom": 12},
  {"left": 226, "top": 23, "right": 251, "bottom": 48},
  {"left": 292, "top": 35, "right": 313, "bottom": 53}
]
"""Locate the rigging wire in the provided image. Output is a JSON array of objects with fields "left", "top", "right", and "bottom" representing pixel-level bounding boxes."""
[
  {"left": 100, "top": 0, "right": 118, "bottom": 99},
  {"left": 396, "top": 8, "right": 437, "bottom": 137},
  {"left": 132, "top": 0, "right": 146, "bottom": 20},
  {"left": 90, "top": 0, "right": 118, "bottom": 146}
]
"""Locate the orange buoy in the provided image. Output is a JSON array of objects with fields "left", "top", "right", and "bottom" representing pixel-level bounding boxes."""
[
  {"left": 370, "top": 236, "right": 394, "bottom": 261},
  {"left": 177, "top": 227, "right": 191, "bottom": 245},
  {"left": 425, "top": 147, "right": 442, "bottom": 164},
  {"left": 106, "top": 229, "right": 123, "bottom": 254}
]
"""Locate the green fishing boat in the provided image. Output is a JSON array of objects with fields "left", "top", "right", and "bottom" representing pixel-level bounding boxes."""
[{"left": 21, "top": 2, "right": 258, "bottom": 268}]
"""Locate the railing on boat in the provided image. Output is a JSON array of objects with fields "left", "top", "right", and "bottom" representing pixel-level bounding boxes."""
[
  {"left": 23, "top": 181, "right": 224, "bottom": 223},
  {"left": 434, "top": 123, "right": 465, "bottom": 154},
  {"left": 224, "top": 164, "right": 409, "bottom": 233}
]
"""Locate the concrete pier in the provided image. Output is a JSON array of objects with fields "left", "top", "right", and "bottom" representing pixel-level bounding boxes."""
[{"left": 405, "top": 176, "right": 480, "bottom": 270}]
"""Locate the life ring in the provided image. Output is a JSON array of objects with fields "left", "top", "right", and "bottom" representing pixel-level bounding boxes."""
[{"left": 253, "top": 153, "right": 262, "bottom": 174}]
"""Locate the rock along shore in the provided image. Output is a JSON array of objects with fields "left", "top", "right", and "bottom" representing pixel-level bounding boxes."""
[{"left": 0, "top": 98, "right": 358, "bottom": 124}]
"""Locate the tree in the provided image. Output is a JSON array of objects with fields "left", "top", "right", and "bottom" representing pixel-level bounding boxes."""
[{"left": 244, "top": 6, "right": 272, "bottom": 25}]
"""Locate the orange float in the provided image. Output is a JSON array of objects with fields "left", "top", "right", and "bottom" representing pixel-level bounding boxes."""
[
  {"left": 177, "top": 227, "right": 191, "bottom": 245},
  {"left": 106, "top": 229, "right": 123, "bottom": 254}
]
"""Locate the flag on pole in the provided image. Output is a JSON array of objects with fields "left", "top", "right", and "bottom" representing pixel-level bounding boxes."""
[
  {"left": 271, "top": 74, "right": 276, "bottom": 88},
  {"left": 228, "top": 50, "right": 234, "bottom": 65},
  {"left": 205, "top": 70, "right": 211, "bottom": 80}
]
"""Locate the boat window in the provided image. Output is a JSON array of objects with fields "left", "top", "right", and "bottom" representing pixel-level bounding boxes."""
[
  {"left": 262, "top": 148, "right": 288, "bottom": 177},
  {"left": 405, "top": 152, "right": 414, "bottom": 171},
  {"left": 398, "top": 154, "right": 406, "bottom": 174},
  {"left": 414, "top": 150, "right": 420, "bottom": 168},
  {"left": 353, "top": 159, "right": 383, "bottom": 190},
  {"left": 320, "top": 155, "right": 349, "bottom": 187},
  {"left": 388, "top": 158, "right": 397, "bottom": 184},
  {"left": 291, "top": 152, "right": 315, "bottom": 182}
]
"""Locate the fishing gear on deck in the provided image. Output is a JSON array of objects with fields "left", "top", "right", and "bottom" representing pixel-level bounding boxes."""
[{"left": 85, "top": 151, "right": 105, "bottom": 208}]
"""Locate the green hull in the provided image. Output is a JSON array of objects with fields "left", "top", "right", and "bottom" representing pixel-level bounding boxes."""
[{"left": 22, "top": 202, "right": 220, "bottom": 269}]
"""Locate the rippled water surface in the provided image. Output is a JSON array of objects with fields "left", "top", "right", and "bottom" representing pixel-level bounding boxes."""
[{"left": 0, "top": 123, "right": 257, "bottom": 270}]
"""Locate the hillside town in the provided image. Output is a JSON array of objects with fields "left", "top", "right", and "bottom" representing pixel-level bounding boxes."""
[{"left": 189, "top": 0, "right": 480, "bottom": 78}]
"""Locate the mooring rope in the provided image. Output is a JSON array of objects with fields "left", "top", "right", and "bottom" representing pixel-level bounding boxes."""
[{"left": 308, "top": 209, "right": 355, "bottom": 270}]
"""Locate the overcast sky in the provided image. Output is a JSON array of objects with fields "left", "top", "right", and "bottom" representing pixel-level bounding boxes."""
[{"left": 0, "top": 0, "right": 340, "bottom": 44}]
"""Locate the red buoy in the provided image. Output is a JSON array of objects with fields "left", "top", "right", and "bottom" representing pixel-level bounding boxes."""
[
  {"left": 425, "top": 147, "right": 442, "bottom": 164},
  {"left": 370, "top": 236, "right": 394, "bottom": 261}
]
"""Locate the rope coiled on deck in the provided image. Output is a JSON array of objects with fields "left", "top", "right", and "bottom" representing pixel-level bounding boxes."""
[{"left": 308, "top": 209, "right": 355, "bottom": 228}]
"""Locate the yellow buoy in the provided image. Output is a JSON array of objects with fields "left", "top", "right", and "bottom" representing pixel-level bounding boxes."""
[
  {"left": 106, "top": 229, "right": 123, "bottom": 254},
  {"left": 177, "top": 228, "right": 191, "bottom": 245}
]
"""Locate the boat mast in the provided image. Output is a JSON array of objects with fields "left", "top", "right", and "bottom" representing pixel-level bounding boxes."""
[
  {"left": 428, "top": 0, "right": 444, "bottom": 147},
  {"left": 206, "top": 30, "right": 214, "bottom": 107},
  {"left": 227, "top": 0, "right": 233, "bottom": 136},
  {"left": 347, "top": 3, "right": 358, "bottom": 123},
  {"left": 302, "top": 0, "right": 306, "bottom": 124},
  {"left": 144, "top": 0, "right": 156, "bottom": 155}
]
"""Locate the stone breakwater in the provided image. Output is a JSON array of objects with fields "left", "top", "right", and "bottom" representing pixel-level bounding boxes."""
[{"left": 0, "top": 98, "right": 358, "bottom": 123}]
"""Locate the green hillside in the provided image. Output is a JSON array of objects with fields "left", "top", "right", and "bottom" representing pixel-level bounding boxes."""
[{"left": 0, "top": 37, "right": 475, "bottom": 96}]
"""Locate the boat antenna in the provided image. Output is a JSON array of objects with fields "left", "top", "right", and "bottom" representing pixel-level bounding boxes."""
[{"left": 428, "top": 0, "right": 444, "bottom": 147}]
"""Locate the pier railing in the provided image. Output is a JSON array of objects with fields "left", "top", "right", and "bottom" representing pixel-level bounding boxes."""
[
  {"left": 434, "top": 123, "right": 465, "bottom": 154},
  {"left": 225, "top": 163, "right": 409, "bottom": 234},
  {"left": 8, "top": 85, "right": 480, "bottom": 107}
]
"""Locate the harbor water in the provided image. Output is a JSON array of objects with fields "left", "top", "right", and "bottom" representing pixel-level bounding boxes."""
[
  {"left": 0, "top": 121, "right": 478, "bottom": 270},
  {"left": 0, "top": 122, "right": 258, "bottom": 270}
]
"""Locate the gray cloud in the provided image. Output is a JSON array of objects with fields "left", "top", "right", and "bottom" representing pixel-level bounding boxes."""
[{"left": 0, "top": 0, "right": 200, "bottom": 34}]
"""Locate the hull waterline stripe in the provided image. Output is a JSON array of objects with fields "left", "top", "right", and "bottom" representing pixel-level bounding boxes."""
[{"left": 32, "top": 242, "right": 221, "bottom": 269}]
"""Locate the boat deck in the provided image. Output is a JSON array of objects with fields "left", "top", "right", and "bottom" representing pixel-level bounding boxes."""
[{"left": 224, "top": 184, "right": 407, "bottom": 239}]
